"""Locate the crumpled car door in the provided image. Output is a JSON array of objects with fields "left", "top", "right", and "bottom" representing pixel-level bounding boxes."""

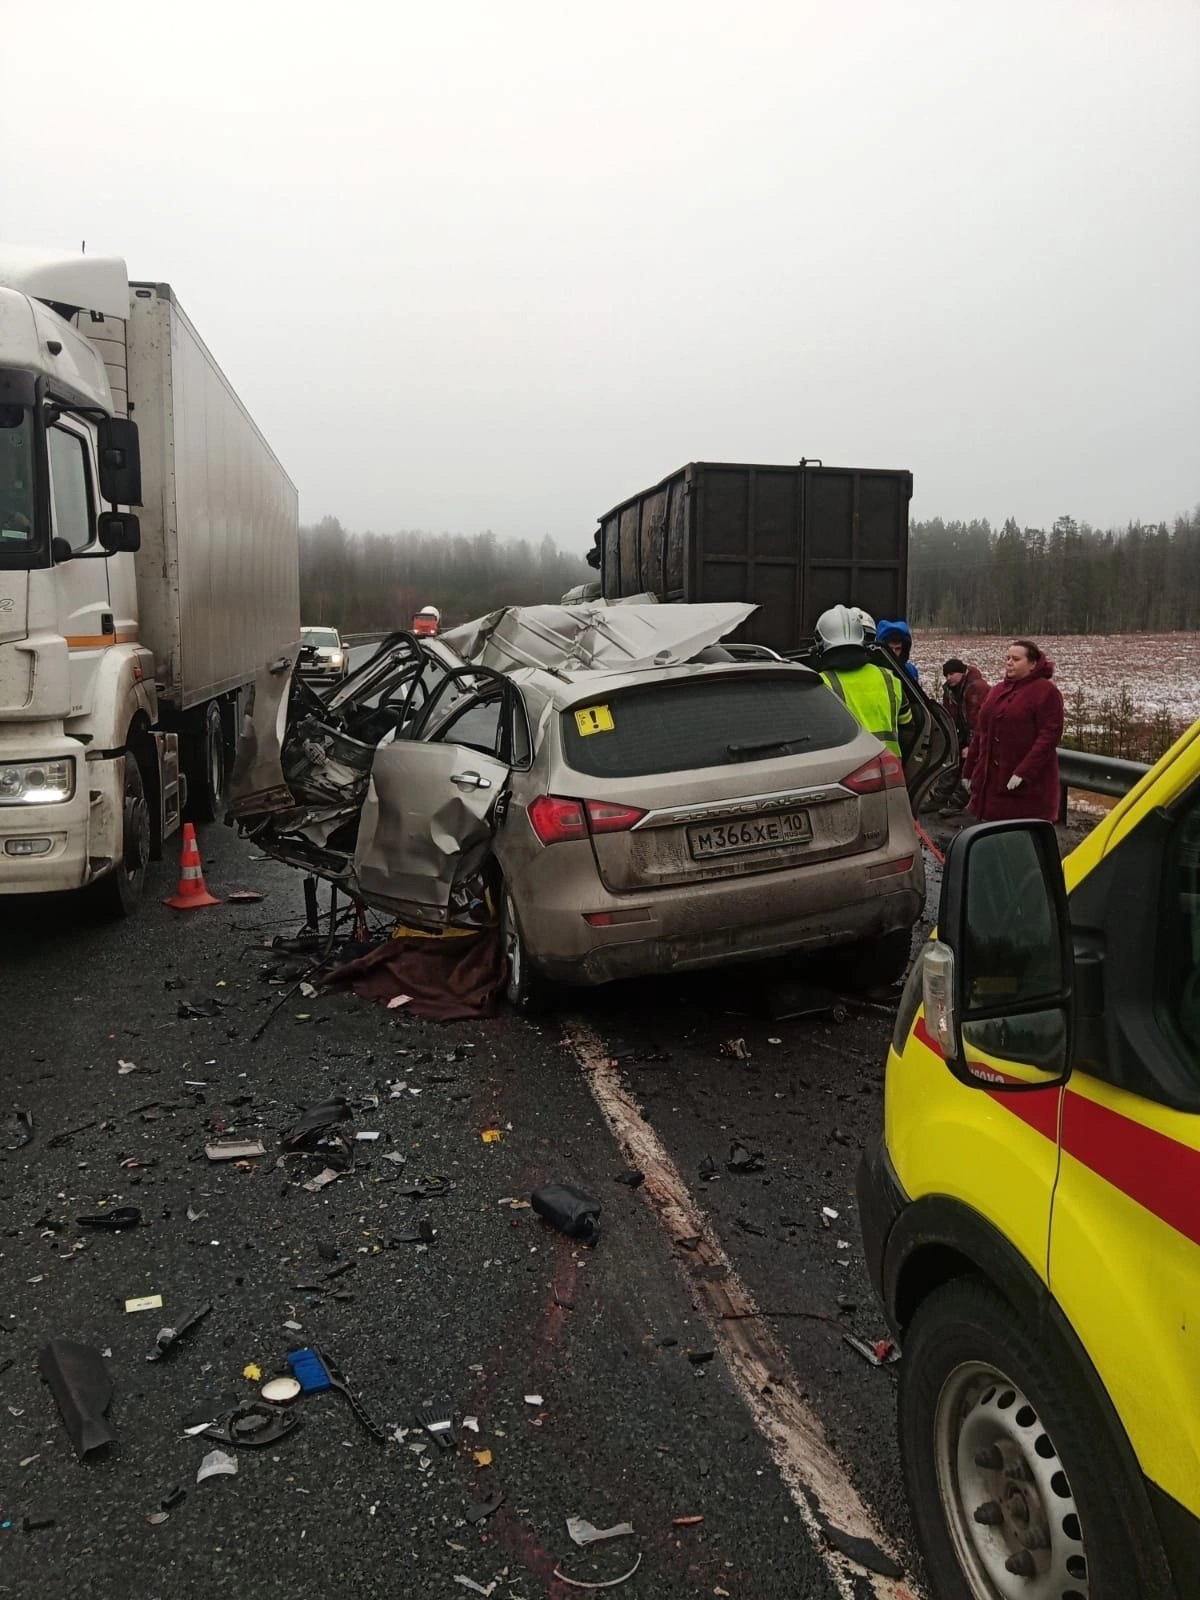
[
  {"left": 226, "top": 647, "right": 300, "bottom": 815},
  {"left": 352, "top": 740, "right": 511, "bottom": 928}
]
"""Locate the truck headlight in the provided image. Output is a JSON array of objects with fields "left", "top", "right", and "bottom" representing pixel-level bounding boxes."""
[{"left": 0, "top": 758, "right": 76, "bottom": 805}]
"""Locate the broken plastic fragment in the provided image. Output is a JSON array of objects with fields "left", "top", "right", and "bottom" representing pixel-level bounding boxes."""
[
  {"left": 196, "top": 1449, "right": 238, "bottom": 1482},
  {"left": 125, "top": 1294, "right": 164, "bottom": 1313},
  {"left": 242, "top": 1363, "right": 263, "bottom": 1382},
  {"left": 77, "top": 1207, "right": 142, "bottom": 1231},
  {"left": 552, "top": 1552, "right": 643, "bottom": 1589},
  {"left": 37, "top": 1339, "right": 117, "bottom": 1459},
  {"left": 481, "top": 1128, "right": 502, "bottom": 1144},
  {"left": 302, "top": 1167, "right": 344, "bottom": 1193},
  {"left": 417, "top": 1402, "right": 454, "bottom": 1449},
  {"left": 567, "top": 1516, "right": 635, "bottom": 1545},
  {"left": 355, "top": 1131, "right": 381, "bottom": 1142},
  {"left": 672, "top": 1514, "right": 704, "bottom": 1527},
  {"left": 453, "top": 1579, "right": 497, "bottom": 1598},
  {"left": 472, "top": 1448, "right": 493, "bottom": 1467},
  {"left": 465, "top": 1489, "right": 505, "bottom": 1525},
  {"left": 117, "top": 1059, "right": 138, "bottom": 1074},
  {"left": 386, "top": 994, "right": 412, "bottom": 1010},
  {"left": 206, "top": 1139, "right": 266, "bottom": 1161},
  {"left": 226, "top": 889, "right": 264, "bottom": 903},
  {"left": 524, "top": 1393, "right": 544, "bottom": 1407},
  {"left": 147, "top": 1303, "right": 212, "bottom": 1362},
  {"left": 261, "top": 1376, "right": 301, "bottom": 1404},
  {"left": 281, "top": 1099, "right": 351, "bottom": 1149}
]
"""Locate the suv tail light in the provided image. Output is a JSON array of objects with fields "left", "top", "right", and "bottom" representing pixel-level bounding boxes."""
[
  {"left": 842, "top": 752, "right": 906, "bottom": 795},
  {"left": 527, "top": 794, "right": 647, "bottom": 845}
]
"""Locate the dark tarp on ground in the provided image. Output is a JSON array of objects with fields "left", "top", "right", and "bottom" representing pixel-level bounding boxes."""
[{"left": 322, "top": 928, "right": 507, "bottom": 1021}]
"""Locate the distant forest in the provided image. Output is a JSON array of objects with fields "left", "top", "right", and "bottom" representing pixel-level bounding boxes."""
[
  {"left": 299, "top": 517, "right": 592, "bottom": 632},
  {"left": 909, "top": 510, "right": 1200, "bottom": 633},
  {"left": 300, "top": 507, "right": 1200, "bottom": 635}
]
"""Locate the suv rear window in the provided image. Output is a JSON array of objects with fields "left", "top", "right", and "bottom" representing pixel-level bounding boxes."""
[{"left": 561, "top": 672, "right": 858, "bottom": 779}]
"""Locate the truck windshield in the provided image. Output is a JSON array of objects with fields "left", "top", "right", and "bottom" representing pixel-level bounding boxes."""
[{"left": 0, "top": 404, "right": 37, "bottom": 569}]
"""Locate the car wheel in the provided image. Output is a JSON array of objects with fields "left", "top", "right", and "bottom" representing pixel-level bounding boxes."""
[
  {"left": 899, "top": 1276, "right": 1175, "bottom": 1600},
  {"left": 91, "top": 752, "right": 150, "bottom": 918},
  {"left": 501, "top": 888, "right": 553, "bottom": 1015}
]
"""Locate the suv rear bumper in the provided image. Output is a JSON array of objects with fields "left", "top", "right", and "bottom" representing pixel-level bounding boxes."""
[{"left": 514, "top": 836, "right": 924, "bottom": 986}]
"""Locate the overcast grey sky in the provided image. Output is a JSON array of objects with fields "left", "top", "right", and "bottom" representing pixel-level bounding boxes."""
[{"left": 5, "top": 0, "right": 1198, "bottom": 542}]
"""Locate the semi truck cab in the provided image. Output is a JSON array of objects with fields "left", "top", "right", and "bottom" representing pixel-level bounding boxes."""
[{"left": 0, "top": 254, "right": 163, "bottom": 911}]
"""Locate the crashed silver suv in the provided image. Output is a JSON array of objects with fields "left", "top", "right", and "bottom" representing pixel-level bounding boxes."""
[{"left": 230, "top": 604, "right": 950, "bottom": 1008}]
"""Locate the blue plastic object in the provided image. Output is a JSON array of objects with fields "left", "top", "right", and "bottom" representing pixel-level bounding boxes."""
[{"left": 287, "top": 1347, "right": 332, "bottom": 1394}]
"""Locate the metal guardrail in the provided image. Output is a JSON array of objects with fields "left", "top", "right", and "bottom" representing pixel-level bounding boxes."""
[
  {"left": 1058, "top": 747, "right": 1151, "bottom": 799},
  {"left": 1057, "top": 746, "right": 1150, "bottom": 822}
]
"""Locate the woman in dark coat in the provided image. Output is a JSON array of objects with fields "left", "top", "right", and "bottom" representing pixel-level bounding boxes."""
[{"left": 962, "top": 640, "right": 1064, "bottom": 823}]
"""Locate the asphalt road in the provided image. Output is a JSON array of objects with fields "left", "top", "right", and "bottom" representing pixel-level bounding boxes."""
[{"left": 0, "top": 807, "right": 954, "bottom": 1600}]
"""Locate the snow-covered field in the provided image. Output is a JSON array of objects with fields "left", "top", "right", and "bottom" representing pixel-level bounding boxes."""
[{"left": 913, "top": 631, "right": 1200, "bottom": 724}]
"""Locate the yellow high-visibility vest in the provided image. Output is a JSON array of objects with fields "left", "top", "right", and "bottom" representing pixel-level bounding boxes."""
[{"left": 820, "top": 662, "right": 908, "bottom": 757}]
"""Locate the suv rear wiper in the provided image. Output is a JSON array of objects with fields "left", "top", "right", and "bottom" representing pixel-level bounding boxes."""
[{"left": 726, "top": 735, "right": 812, "bottom": 760}]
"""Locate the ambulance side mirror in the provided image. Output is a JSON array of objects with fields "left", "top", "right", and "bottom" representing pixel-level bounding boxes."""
[{"left": 927, "top": 821, "right": 1074, "bottom": 1091}]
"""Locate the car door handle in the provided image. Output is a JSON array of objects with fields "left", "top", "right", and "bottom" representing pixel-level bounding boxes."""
[{"left": 451, "top": 771, "right": 492, "bottom": 791}]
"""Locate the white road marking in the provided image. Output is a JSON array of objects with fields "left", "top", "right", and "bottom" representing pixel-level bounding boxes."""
[{"left": 566, "top": 1017, "right": 923, "bottom": 1600}]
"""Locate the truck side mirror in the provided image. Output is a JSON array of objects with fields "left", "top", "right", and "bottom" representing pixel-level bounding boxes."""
[
  {"left": 97, "top": 416, "right": 143, "bottom": 507},
  {"left": 97, "top": 511, "right": 141, "bottom": 554},
  {"left": 924, "top": 820, "right": 1074, "bottom": 1091}
]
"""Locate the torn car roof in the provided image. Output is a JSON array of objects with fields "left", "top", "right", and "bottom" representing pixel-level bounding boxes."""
[{"left": 439, "top": 602, "right": 757, "bottom": 677}]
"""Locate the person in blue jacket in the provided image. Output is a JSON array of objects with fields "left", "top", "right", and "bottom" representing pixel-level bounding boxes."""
[{"left": 875, "top": 619, "right": 920, "bottom": 684}]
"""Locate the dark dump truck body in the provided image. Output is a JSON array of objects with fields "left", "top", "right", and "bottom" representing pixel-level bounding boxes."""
[{"left": 595, "top": 461, "right": 912, "bottom": 650}]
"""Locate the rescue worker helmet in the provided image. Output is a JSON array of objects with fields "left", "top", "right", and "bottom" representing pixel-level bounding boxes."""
[{"left": 815, "top": 604, "right": 865, "bottom": 652}]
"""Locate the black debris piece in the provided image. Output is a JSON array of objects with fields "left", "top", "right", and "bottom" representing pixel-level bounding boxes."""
[
  {"left": 464, "top": 1489, "right": 505, "bottom": 1525},
  {"left": 177, "top": 999, "right": 222, "bottom": 1019},
  {"left": 416, "top": 1401, "right": 454, "bottom": 1449},
  {"left": 23, "top": 1514, "right": 56, "bottom": 1533},
  {"left": 531, "top": 1183, "right": 601, "bottom": 1244},
  {"left": 735, "top": 1217, "right": 767, "bottom": 1237},
  {"left": 726, "top": 1142, "right": 765, "bottom": 1174},
  {"left": 698, "top": 1156, "right": 719, "bottom": 1182},
  {"left": 281, "top": 1098, "right": 352, "bottom": 1149},
  {"left": 202, "top": 1400, "right": 302, "bottom": 1448},
  {"left": 687, "top": 1349, "right": 716, "bottom": 1365},
  {"left": 147, "top": 1303, "right": 213, "bottom": 1362},
  {"left": 46, "top": 1120, "right": 97, "bottom": 1150},
  {"left": 393, "top": 1219, "right": 435, "bottom": 1246},
  {"left": 38, "top": 1339, "right": 117, "bottom": 1459},
  {"left": 614, "top": 1169, "right": 645, "bottom": 1188},
  {"left": 76, "top": 1207, "right": 142, "bottom": 1232},
  {"left": 160, "top": 1486, "right": 187, "bottom": 1511}
]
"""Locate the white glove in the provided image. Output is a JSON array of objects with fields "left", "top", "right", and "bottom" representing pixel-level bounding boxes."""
[
  {"left": 1006, "top": 775, "right": 1023, "bottom": 792},
  {"left": 960, "top": 777, "right": 971, "bottom": 794}
]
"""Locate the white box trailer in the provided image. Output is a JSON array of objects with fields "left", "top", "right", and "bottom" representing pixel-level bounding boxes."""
[{"left": 124, "top": 283, "right": 299, "bottom": 710}]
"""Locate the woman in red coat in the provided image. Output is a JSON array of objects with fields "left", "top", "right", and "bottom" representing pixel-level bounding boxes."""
[{"left": 962, "top": 640, "right": 1064, "bottom": 823}]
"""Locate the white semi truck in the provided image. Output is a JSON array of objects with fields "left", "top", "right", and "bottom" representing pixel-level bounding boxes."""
[{"left": 0, "top": 248, "right": 299, "bottom": 913}]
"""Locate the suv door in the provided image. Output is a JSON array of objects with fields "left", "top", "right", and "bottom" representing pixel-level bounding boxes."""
[
  {"left": 352, "top": 668, "right": 523, "bottom": 926},
  {"left": 1048, "top": 778, "right": 1200, "bottom": 1532}
]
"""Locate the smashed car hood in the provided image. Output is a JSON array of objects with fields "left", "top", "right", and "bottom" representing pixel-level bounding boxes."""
[{"left": 440, "top": 602, "right": 756, "bottom": 677}]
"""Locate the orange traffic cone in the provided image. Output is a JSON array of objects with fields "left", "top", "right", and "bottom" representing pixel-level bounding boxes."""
[{"left": 164, "top": 823, "right": 221, "bottom": 910}]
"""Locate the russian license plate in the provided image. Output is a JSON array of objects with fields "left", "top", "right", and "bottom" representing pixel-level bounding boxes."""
[{"left": 688, "top": 810, "right": 811, "bottom": 860}]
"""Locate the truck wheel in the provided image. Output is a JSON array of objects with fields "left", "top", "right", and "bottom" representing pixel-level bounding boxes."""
[
  {"left": 186, "top": 701, "right": 226, "bottom": 822},
  {"left": 501, "top": 888, "right": 553, "bottom": 1015},
  {"left": 91, "top": 753, "right": 150, "bottom": 918},
  {"left": 899, "top": 1276, "right": 1174, "bottom": 1600}
]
